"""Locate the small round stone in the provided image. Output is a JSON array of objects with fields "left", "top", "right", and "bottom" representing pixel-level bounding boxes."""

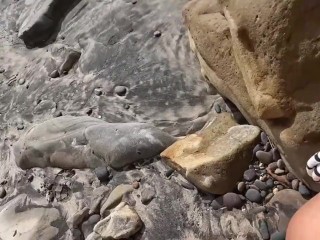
[
  {"left": 256, "top": 151, "right": 273, "bottom": 165},
  {"left": 253, "top": 144, "right": 264, "bottom": 159},
  {"left": 214, "top": 103, "right": 221, "bottom": 113},
  {"left": 243, "top": 169, "right": 257, "bottom": 182},
  {"left": 260, "top": 190, "right": 267, "bottom": 198},
  {"left": 259, "top": 219, "right": 270, "bottom": 240},
  {"left": 276, "top": 185, "right": 284, "bottom": 191},
  {"left": 114, "top": 86, "right": 127, "bottom": 96},
  {"left": 268, "top": 162, "right": 278, "bottom": 172},
  {"left": 265, "top": 193, "right": 274, "bottom": 202},
  {"left": 254, "top": 180, "right": 267, "bottom": 191},
  {"left": 273, "top": 188, "right": 279, "bottom": 195},
  {"left": 222, "top": 192, "right": 243, "bottom": 210},
  {"left": 0, "top": 187, "right": 6, "bottom": 198},
  {"left": 245, "top": 189, "right": 262, "bottom": 203},
  {"left": 17, "top": 124, "right": 24, "bottom": 130},
  {"left": 132, "top": 181, "right": 140, "bottom": 189},
  {"left": 94, "top": 88, "right": 103, "bottom": 96},
  {"left": 50, "top": 70, "right": 60, "bottom": 78},
  {"left": 266, "top": 179, "right": 274, "bottom": 189},
  {"left": 94, "top": 167, "right": 109, "bottom": 182},
  {"left": 299, "top": 184, "right": 311, "bottom": 198},
  {"left": 18, "top": 79, "right": 25, "bottom": 85},
  {"left": 153, "top": 30, "right": 162, "bottom": 37},
  {"left": 274, "top": 168, "right": 285, "bottom": 175},
  {"left": 211, "top": 197, "right": 223, "bottom": 210},
  {"left": 237, "top": 182, "right": 246, "bottom": 193},
  {"left": 261, "top": 132, "right": 269, "bottom": 145},
  {"left": 270, "top": 231, "right": 286, "bottom": 240},
  {"left": 286, "top": 172, "right": 296, "bottom": 182},
  {"left": 277, "top": 159, "right": 285, "bottom": 170},
  {"left": 259, "top": 175, "right": 268, "bottom": 182},
  {"left": 0, "top": 68, "right": 5, "bottom": 74}
]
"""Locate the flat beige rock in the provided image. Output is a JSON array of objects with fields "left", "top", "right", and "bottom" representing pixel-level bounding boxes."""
[{"left": 161, "top": 113, "right": 260, "bottom": 194}]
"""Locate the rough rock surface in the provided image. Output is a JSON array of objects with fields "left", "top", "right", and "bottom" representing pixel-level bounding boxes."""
[
  {"left": 183, "top": 0, "right": 320, "bottom": 191},
  {"left": 94, "top": 202, "right": 143, "bottom": 239},
  {"left": 13, "top": 116, "right": 175, "bottom": 169},
  {"left": 161, "top": 113, "right": 260, "bottom": 194}
]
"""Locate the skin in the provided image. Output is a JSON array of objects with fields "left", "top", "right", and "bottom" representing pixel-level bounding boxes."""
[{"left": 287, "top": 193, "right": 320, "bottom": 240}]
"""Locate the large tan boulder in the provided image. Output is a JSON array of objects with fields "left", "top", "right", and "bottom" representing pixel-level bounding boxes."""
[
  {"left": 184, "top": 0, "right": 320, "bottom": 191},
  {"left": 161, "top": 113, "right": 260, "bottom": 194}
]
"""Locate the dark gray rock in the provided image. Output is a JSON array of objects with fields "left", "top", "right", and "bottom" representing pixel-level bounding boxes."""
[
  {"left": 277, "top": 185, "right": 284, "bottom": 191},
  {"left": 0, "top": 187, "right": 6, "bottom": 198},
  {"left": 245, "top": 189, "right": 262, "bottom": 203},
  {"left": 268, "top": 162, "right": 278, "bottom": 172},
  {"left": 277, "top": 159, "right": 285, "bottom": 170},
  {"left": 265, "top": 193, "right": 274, "bottom": 202},
  {"left": 254, "top": 180, "right": 267, "bottom": 191},
  {"left": 222, "top": 192, "right": 243, "bottom": 210},
  {"left": 256, "top": 150, "right": 273, "bottom": 165},
  {"left": 253, "top": 144, "right": 264, "bottom": 159},
  {"left": 94, "top": 167, "right": 110, "bottom": 182},
  {"left": 18, "top": 0, "right": 81, "bottom": 48},
  {"left": 260, "top": 132, "right": 268, "bottom": 145},
  {"left": 298, "top": 184, "right": 311, "bottom": 198},
  {"left": 271, "top": 148, "right": 281, "bottom": 162},
  {"left": 270, "top": 231, "right": 286, "bottom": 240},
  {"left": 59, "top": 50, "right": 81, "bottom": 74},
  {"left": 153, "top": 30, "right": 162, "bottom": 38},
  {"left": 258, "top": 219, "right": 270, "bottom": 240},
  {"left": 211, "top": 197, "right": 223, "bottom": 210},
  {"left": 94, "top": 88, "right": 103, "bottom": 96},
  {"left": 243, "top": 169, "right": 257, "bottom": 182},
  {"left": 264, "top": 142, "right": 271, "bottom": 152},
  {"left": 260, "top": 190, "right": 267, "bottom": 198},
  {"left": 286, "top": 172, "right": 296, "bottom": 182},
  {"left": 50, "top": 70, "right": 60, "bottom": 78},
  {"left": 114, "top": 86, "right": 128, "bottom": 97}
]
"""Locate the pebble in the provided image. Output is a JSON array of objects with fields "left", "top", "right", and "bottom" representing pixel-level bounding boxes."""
[
  {"left": 245, "top": 189, "right": 262, "bottom": 203},
  {"left": 274, "top": 168, "right": 285, "bottom": 175},
  {"left": 0, "top": 187, "right": 6, "bottom": 198},
  {"left": 265, "top": 193, "right": 274, "bottom": 202},
  {"left": 0, "top": 68, "right": 5, "bottom": 73},
  {"left": 286, "top": 172, "right": 296, "bottom": 182},
  {"left": 260, "top": 190, "right": 267, "bottom": 198},
  {"left": 165, "top": 169, "right": 174, "bottom": 178},
  {"left": 256, "top": 151, "right": 273, "bottom": 165},
  {"left": 114, "top": 86, "right": 127, "bottom": 96},
  {"left": 214, "top": 103, "right": 221, "bottom": 113},
  {"left": 237, "top": 182, "right": 246, "bottom": 193},
  {"left": 132, "top": 181, "right": 140, "bottom": 189},
  {"left": 277, "top": 159, "right": 285, "bottom": 170},
  {"left": 268, "top": 162, "right": 278, "bottom": 172},
  {"left": 261, "top": 132, "right": 269, "bottom": 145},
  {"left": 298, "top": 184, "right": 311, "bottom": 198},
  {"left": 94, "top": 167, "right": 110, "bottom": 182},
  {"left": 243, "top": 169, "right": 257, "bottom": 181},
  {"left": 222, "top": 193, "right": 243, "bottom": 210},
  {"left": 276, "top": 185, "right": 284, "bottom": 191},
  {"left": 211, "top": 197, "right": 223, "bottom": 210},
  {"left": 253, "top": 144, "right": 264, "bottom": 158},
  {"left": 270, "top": 231, "right": 286, "bottom": 240},
  {"left": 153, "top": 30, "right": 162, "bottom": 37},
  {"left": 264, "top": 142, "right": 271, "bottom": 152},
  {"left": 141, "top": 187, "right": 156, "bottom": 205},
  {"left": 259, "top": 219, "right": 270, "bottom": 240},
  {"left": 18, "top": 79, "right": 25, "bottom": 85},
  {"left": 271, "top": 148, "right": 281, "bottom": 162},
  {"left": 254, "top": 180, "right": 267, "bottom": 190},
  {"left": 53, "top": 111, "right": 62, "bottom": 117},
  {"left": 291, "top": 179, "right": 299, "bottom": 190},
  {"left": 273, "top": 188, "right": 279, "bottom": 195},
  {"left": 94, "top": 88, "right": 103, "bottom": 96},
  {"left": 50, "top": 70, "right": 60, "bottom": 78}
]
